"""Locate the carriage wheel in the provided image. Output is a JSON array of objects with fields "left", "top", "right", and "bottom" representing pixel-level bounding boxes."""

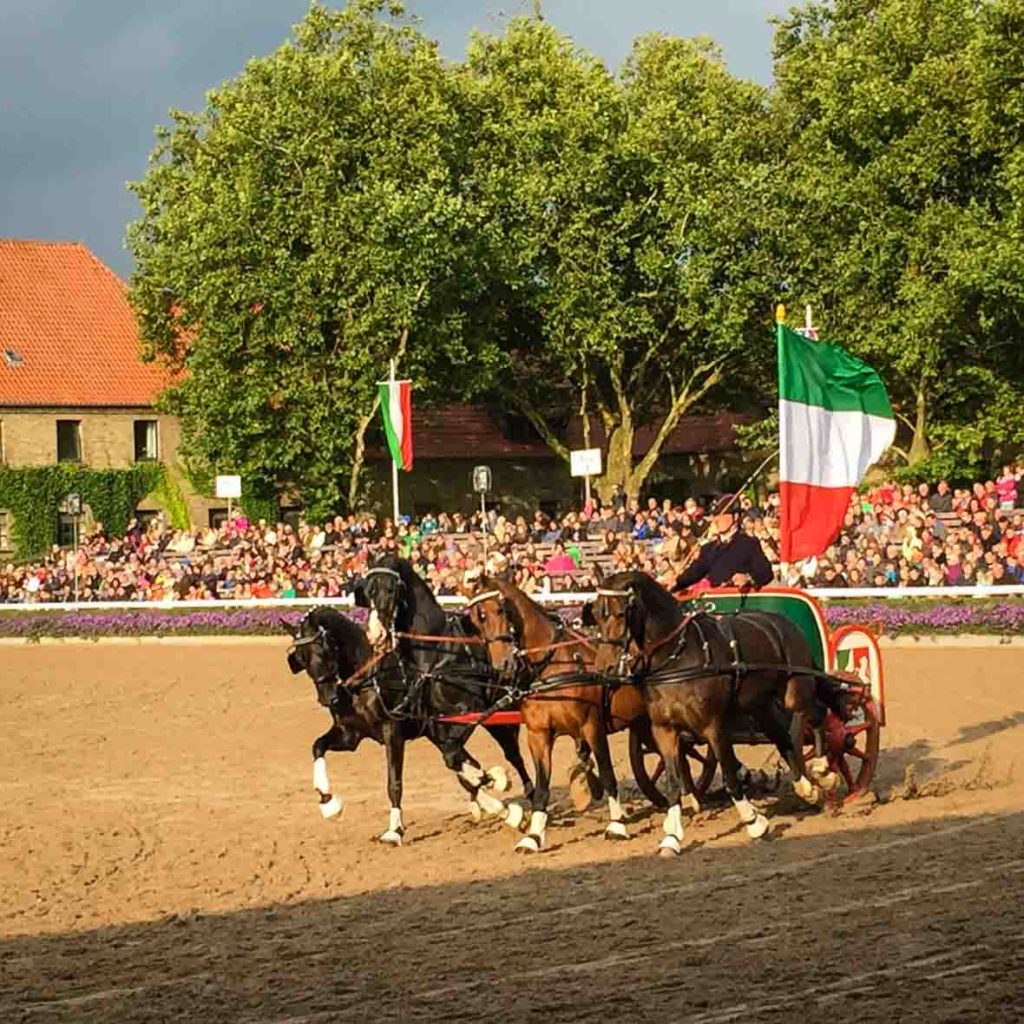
[
  {"left": 803, "top": 685, "right": 881, "bottom": 804},
  {"left": 628, "top": 725, "right": 718, "bottom": 810}
]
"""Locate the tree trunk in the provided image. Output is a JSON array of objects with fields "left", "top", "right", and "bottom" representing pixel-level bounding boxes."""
[
  {"left": 347, "top": 397, "right": 381, "bottom": 510},
  {"left": 594, "top": 415, "right": 635, "bottom": 502},
  {"left": 908, "top": 387, "right": 930, "bottom": 464}
]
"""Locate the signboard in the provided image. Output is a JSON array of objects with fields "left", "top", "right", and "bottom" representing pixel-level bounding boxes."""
[
  {"left": 215, "top": 475, "right": 242, "bottom": 499},
  {"left": 472, "top": 466, "right": 492, "bottom": 494},
  {"left": 570, "top": 448, "right": 602, "bottom": 478}
]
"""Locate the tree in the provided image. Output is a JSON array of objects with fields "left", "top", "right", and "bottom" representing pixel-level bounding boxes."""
[
  {"left": 460, "top": 19, "right": 775, "bottom": 500},
  {"left": 128, "top": 1, "right": 497, "bottom": 518},
  {"left": 769, "top": 0, "right": 1024, "bottom": 472}
]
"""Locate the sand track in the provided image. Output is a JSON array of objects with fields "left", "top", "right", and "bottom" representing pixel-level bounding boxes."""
[{"left": 1, "top": 643, "right": 1021, "bottom": 1022}]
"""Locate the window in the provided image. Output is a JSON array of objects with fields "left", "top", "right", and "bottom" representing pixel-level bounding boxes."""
[
  {"left": 0, "top": 418, "right": 5, "bottom": 464},
  {"left": 56, "top": 513, "right": 77, "bottom": 548},
  {"left": 135, "top": 509, "right": 161, "bottom": 530},
  {"left": 56, "top": 420, "right": 82, "bottom": 463},
  {"left": 208, "top": 508, "right": 229, "bottom": 529},
  {"left": 0, "top": 511, "right": 10, "bottom": 551},
  {"left": 134, "top": 420, "right": 158, "bottom": 461}
]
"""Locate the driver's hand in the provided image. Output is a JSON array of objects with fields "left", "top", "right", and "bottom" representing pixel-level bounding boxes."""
[{"left": 731, "top": 573, "right": 751, "bottom": 587}]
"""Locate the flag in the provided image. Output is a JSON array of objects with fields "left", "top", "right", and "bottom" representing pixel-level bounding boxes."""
[
  {"left": 777, "top": 316, "right": 894, "bottom": 562},
  {"left": 378, "top": 376, "right": 413, "bottom": 471}
]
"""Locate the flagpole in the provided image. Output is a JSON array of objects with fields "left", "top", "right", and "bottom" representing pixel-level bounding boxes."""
[
  {"left": 389, "top": 359, "right": 400, "bottom": 526},
  {"left": 777, "top": 303, "right": 789, "bottom": 582}
]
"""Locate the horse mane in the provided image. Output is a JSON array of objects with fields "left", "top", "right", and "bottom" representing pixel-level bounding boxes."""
[
  {"left": 603, "top": 570, "right": 682, "bottom": 622},
  {"left": 483, "top": 574, "right": 551, "bottom": 642}
]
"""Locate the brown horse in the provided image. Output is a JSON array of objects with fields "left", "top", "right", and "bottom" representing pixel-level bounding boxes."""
[
  {"left": 464, "top": 575, "right": 646, "bottom": 853},
  {"left": 584, "top": 571, "right": 842, "bottom": 855}
]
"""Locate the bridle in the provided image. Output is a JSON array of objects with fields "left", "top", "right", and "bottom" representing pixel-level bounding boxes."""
[{"left": 593, "top": 586, "right": 642, "bottom": 678}]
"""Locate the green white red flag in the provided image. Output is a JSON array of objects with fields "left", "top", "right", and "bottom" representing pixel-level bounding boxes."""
[
  {"left": 378, "top": 376, "right": 413, "bottom": 471},
  {"left": 778, "top": 316, "right": 894, "bottom": 562}
]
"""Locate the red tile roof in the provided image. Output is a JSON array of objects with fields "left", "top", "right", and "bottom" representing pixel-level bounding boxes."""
[
  {"left": 0, "top": 240, "right": 171, "bottom": 407},
  {"left": 368, "top": 404, "right": 749, "bottom": 461}
]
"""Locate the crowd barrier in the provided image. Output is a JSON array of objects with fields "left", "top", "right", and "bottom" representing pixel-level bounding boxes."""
[{"left": 2, "top": 584, "right": 1024, "bottom": 613}]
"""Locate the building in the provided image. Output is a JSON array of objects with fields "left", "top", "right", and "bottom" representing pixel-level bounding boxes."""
[{"left": 0, "top": 240, "right": 217, "bottom": 557}]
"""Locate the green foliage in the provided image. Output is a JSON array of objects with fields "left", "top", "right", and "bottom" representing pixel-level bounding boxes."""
[
  {"left": 0, "top": 464, "right": 163, "bottom": 559},
  {"left": 128, "top": 0, "right": 500, "bottom": 519},
  {"left": 768, "top": 0, "right": 1024, "bottom": 467}
]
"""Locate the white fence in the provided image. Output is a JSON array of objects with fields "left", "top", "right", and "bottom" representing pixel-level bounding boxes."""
[{"left": 2, "top": 585, "right": 1024, "bottom": 613}]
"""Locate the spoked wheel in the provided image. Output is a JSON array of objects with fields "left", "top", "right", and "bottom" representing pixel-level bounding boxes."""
[
  {"left": 628, "top": 724, "right": 718, "bottom": 810},
  {"left": 803, "top": 684, "right": 881, "bottom": 804}
]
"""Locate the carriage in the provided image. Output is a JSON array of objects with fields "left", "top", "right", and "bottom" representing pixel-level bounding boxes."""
[{"left": 625, "top": 586, "right": 885, "bottom": 808}]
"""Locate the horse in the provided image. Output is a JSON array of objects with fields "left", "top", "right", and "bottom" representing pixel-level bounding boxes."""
[
  {"left": 583, "top": 571, "right": 843, "bottom": 855},
  {"left": 463, "top": 575, "right": 648, "bottom": 852},
  {"left": 354, "top": 553, "right": 533, "bottom": 829}
]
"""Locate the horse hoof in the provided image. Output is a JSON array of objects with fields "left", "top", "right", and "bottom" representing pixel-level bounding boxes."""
[
  {"left": 515, "top": 834, "right": 543, "bottom": 854},
  {"left": 468, "top": 800, "right": 483, "bottom": 823},
  {"left": 503, "top": 802, "right": 526, "bottom": 831},
  {"left": 808, "top": 756, "right": 829, "bottom": 778},
  {"left": 658, "top": 835, "right": 681, "bottom": 856},
  {"left": 319, "top": 795, "right": 343, "bottom": 820},
  {"left": 817, "top": 771, "right": 839, "bottom": 792},
  {"left": 604, "top": 821, "right": 629, "bottom": 841},
  {"left": 379, "top": 829, "right": 403, "bottom": 847},
  {"left": 487, "top": 765, "right": 510, "bottom": 793},
  {"left": 746, "top": 814, "right": 770, "bottom": 840}
]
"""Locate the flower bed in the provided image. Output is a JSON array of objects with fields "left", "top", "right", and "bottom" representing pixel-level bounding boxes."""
[{"left": 0, "top": 598, "right": 1022, "bottom": 640}]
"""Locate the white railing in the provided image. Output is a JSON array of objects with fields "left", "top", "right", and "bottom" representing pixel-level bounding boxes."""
[{"left": 2, "top": 584, "right": 1024, "bottom": 613}]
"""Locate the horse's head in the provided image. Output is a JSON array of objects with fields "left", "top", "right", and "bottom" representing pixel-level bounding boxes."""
[
  {"left": 462, "top": 575, "right": 523, "bottom": 679},
  {"left": 581, "top": 571, "right": 644, "bottom": 678},
  {"left": 283, "top": 610, "right": 344, "bottom": 708},
  {"left": 359, "top": 552, "right": 406, "bottom": 648}
]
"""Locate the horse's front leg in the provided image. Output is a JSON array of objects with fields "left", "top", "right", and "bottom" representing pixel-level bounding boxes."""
[
  {"left": 516, "top": 723, "right": 553, "bottom": 853},
  {"left": 583, "top": 715, "right": 628, "bottom": 841},
  {"left": 649, "top": 721, "right": 687, "bottom": 856},
  {"left": 312, "top": 722, "right": 359, "bottom": 820},
  {"left": 378, "top": 722, "right": 407, "bottom": 846},
  {"left": 433, "top": 726, "right": 514, "bottom": 825},
  {"left": 706, "top": 720, "right": 769, "bottom": 840}
]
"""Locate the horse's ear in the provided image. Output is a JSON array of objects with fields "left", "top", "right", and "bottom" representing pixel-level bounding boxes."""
[
  {"left": 580, "top": 601, "right": 596, "bottom": 627},
  {"left": 351, "top": 582, "right": 369, "bottom": 607},
  {"left": 280, "top": 617, "right": 298, "bottom": 637}
]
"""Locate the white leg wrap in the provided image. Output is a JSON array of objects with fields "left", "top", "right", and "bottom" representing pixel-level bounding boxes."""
[
  {"left": 793, "top": 776, "right": 820, "bottom": 803},
  {"left": 658, "top": 834, "right": 682, "bottom": 856},
  {"left": 476, "top": 788, "right": 505, "bottom": 816},
  {"left": 733, "top": 797, "right": 757, "bottom": 825},
  {"left": 460, "top": 763, "right": 486, "bottom": 787},
  {"left": 746, "top": 813, "right": 770, "bottom": 839},
  {"left": 683, "top": 792, "right": 701, "bottom": 814},
  {"left": 808, "top": 755, "right": 829, "bottom": 777},
  {"left": 515, "top": 810, "right": 547, "bottom": 853},
  {"left": 503, "top": 802, "right": 526, "bottom": 830},
  {"left": 487, "top": 765, "right": 510, "bottom": 793},
  {"left": 388, "top": 807, "right": 404, "bottom": 834},
  {"left": 313, "top": 757, "right": 330, "bottom": 795},
  {"left": 468, "top": 799, "right": 483, "bottom": 822},
  {"left": 379, "top": 829, "right": 403, "bottom": 846},
  {"left": 817, "top": 771, "right": 839, "bottom": 792},
  {"left": 319, "top": 795, "right": 343, "bottom": 819},
  {"left": 662, "top": 803, "right": 684, "bottom": 841}
]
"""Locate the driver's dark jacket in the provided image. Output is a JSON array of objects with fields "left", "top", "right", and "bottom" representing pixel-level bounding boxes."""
[{"left": 673, "top": 532, "right": 774, "bottom": 591}]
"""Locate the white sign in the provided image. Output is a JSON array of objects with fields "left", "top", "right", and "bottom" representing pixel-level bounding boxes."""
[
  {"left": 570, "top": 448, "right": 602, "bottom": 478},
  {"left": 472, "top": 465, "right": 492, "bottom": 494},
  {"left": 215, "top": 475, "right": 242, "bottom": 499}
]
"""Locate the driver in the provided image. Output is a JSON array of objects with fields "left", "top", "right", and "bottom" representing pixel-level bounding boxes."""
[{"left": 672, "top": 495, "right": 773, "bottom": 594}]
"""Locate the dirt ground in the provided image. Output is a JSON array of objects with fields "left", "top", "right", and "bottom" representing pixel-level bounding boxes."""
[{"left": 1, "top": 640, "right": 1022, "bottom": 1023}]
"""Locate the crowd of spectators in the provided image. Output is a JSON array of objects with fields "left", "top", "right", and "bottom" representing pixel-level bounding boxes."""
[{"left": 1, "top": 466, "right": 1022, "bottom": 603}]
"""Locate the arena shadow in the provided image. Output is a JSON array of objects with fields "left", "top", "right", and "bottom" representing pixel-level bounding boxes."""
[{"left": 2, "top": 810, "right": 1023, "bottom": 1024}]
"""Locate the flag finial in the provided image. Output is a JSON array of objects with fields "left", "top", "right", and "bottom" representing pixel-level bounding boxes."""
[{"left": 775, "top": 303, "right": 786, "bottom": 324}]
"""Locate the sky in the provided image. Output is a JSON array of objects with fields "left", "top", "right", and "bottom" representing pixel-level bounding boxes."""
[{"left": 0, "top": 0, "right": 792, "bottom": 278}]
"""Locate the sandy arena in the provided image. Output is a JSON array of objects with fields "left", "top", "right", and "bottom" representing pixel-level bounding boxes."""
[{"left": 1, "top": 639, "right": 1022, "bottom": 1022}]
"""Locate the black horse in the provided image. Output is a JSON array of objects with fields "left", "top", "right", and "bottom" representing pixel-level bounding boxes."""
[
  {"left": 584, "top": 571, "right": 844, "bottom": 855},
  {"left": 354, "top": 552, "right": 534, "bottom": 828},
  {"left": 284, "top": 604, "right": 529, "bottom": 843}
]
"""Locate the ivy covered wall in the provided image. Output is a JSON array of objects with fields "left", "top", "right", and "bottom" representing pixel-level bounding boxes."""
[{"left": 0, "top": 463, "right": 188, "bottom": 559}]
